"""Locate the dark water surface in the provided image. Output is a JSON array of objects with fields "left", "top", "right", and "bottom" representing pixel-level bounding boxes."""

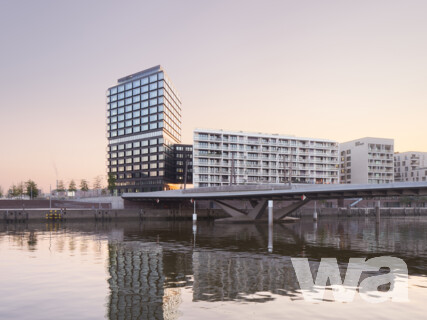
[{"left": 1, "top": 217, "right": 427, "bottom": 319}]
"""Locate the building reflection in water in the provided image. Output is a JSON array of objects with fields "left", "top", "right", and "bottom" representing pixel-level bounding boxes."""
[{"left": 2, "top": 217, "right": 427, "bottom": 319}]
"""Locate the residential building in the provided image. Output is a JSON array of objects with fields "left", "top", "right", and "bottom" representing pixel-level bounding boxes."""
[
  {"left": 339, "top": 137, "right": 394, "bottom": 184},
  {"left": 106, "top": 65, "right": 182, "bottom": 193},
  {"left": 394, "top": 151, "right": 427, "bottom": 182},
  {"left": 193, "top": 129, "right": 339, "bottom": 188}
]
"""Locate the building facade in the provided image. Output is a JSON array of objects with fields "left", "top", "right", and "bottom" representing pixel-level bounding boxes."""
[
  {"left": 173, "top": 144, "right": 193, "bottom": 186},
  {"left": 339, "top": 137, "right": 394, "bottom": 184},
  {"left": 193, "top": 129, "right": 339, "bottom": 188},
  {"left": 394, "top": 151, "right": 427, "bottom": 182},
  {"left": 106, "top": 66, "right": 183, "bottom": 193}
]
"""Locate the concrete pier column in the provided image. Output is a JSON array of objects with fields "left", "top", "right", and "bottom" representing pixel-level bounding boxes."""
[
  {"left": 313, "top": 201, "right": 318, "bottom": 221},
  {"left": 268, "top": 200, "right": 273, "bottom": 226}
]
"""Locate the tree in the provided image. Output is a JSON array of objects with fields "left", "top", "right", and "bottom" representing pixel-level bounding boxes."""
[
  {"left": 93, "top": 175, "right": 103, "bottom": 190},
  {"left": 80, "top": 179, "right": 89, "bottom": 192},
  {"left": 107, "top": 173, "right": 116, "bottom": 195},
  {"left": 8, "top": 183, "right": 24, "bottom": 198},
  {"left": 0, "top": 186, "right": 3, "bottom": 198},
  {"left": 57, "top": 180, "right": 66, "bottom": 192},
  {"left": 68, "top": 180, "right": 77, "bottom": 192},
  {"left": 25, "top": 180, "right": 39, "bottom": 199}
]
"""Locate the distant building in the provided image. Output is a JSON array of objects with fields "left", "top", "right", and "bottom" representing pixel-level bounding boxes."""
[
  {"left": 193, "top": 129, "right": 339, "bottom": 188},
  {"left": 394, "top": 151, "right": 427, "bottom": 182},
  {"left": 173, "top": 144, "right": 193, "bottom": 186},
  {"left": 106, "top": 65, "right": 183, "bottom": 193},
  {"left": 339, "top": 137, "right": 394, "bottom": 184}
]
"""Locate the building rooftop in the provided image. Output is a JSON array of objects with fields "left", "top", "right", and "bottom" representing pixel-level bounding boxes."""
[{"left": 117, "top": 65, "right": 163, "bottom": 84}]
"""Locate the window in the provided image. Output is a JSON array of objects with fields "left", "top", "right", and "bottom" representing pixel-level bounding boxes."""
[
  {"left": 118, "top": 85, "right": 124, "bottom": 92},
  {"left": 133, "top": 95, "right": 140, "bottom": 103},
  {"left": 141, "top": 85, "right": 148, "bottom": 93},
  {"left": 141, "top": 77, "right": 149, "bottom": 85},
  {"left": 149, "top": 106, "right": 157, "bottom": 114},
  {"left": 125, "top": 113, "right": 132, "bottom": 120},
  {"left": 125, "top": 98, "right": 132, "bottom": 105},
  {"left": 110, "top": 87, "right": 117, "bottom": 95},
  {"left": 142, "top": 116, "right": 148, "bottom": 123},
  {"left": 133, "top": 118, "right": 140, "bottom": 125},
  {"left": 133, "top": 110, "right": 140, "bottom": 117},
  {"left": 132, "top": 103, "right": 140, "bottom": 111},
  {"left": 150, "top": 123, "right": 158, "bottom": 129},
  {"left": 150, "top": 74, "right": 157, "bottom": 82},
  {"left": 125, "top": 90, "right": 132, "bottom": 98},
  {"left": 118, "top": 107, "right": 124, "bottom": 114},
  {"left": 150, "top": 115, "right": 157, "bottom": 121},
  {"left": 132, "top": 79, "right": 140, "bottom": 87},
  {"left": 149, "top": 91, "right": 157, "bottom": 98},
  {"left": 141, "top": 93, "right": 148, "bottom": 100}
]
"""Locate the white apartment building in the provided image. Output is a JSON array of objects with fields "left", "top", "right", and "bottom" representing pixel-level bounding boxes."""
[
  {"left": 339, "top": 137, "right": 394, "bottom": 184},
  {"left": 193, "top": 129, "right": 339, "bottom": 188},
  {"left": 394, "top": 151, "right": 427, "bottom": 182}
]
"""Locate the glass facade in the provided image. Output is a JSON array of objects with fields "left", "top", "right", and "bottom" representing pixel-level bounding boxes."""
[{"left": 107, "top": 66, "right": 183, "bottom": 193}]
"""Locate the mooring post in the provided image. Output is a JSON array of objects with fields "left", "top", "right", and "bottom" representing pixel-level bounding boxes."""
[
  {"left": 313, "top": 200, "right": 318, "bottom": 221},
  {"left": 268, "top": 200, "right": 273, "bottom": 226},
  {"left": 192, "top": 200, "right": 197, "bottom": 222}
]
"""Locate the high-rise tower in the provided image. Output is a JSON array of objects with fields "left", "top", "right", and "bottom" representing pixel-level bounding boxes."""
[{"left": 106, "top": 66, "right": 182, "bottom": 193}]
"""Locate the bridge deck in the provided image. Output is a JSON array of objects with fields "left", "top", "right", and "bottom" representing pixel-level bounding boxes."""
[{"left": 122, "top": 182, "right": 427, "bottom": 202}]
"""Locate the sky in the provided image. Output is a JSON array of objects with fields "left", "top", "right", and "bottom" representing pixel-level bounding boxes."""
[{"left": 0, "top": 0, "right": 426, "bottom": 193}]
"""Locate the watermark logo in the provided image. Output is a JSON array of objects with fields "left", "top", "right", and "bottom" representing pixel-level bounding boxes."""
[{"left": 291, "top": 256, "right": 408, "bottom": 303}]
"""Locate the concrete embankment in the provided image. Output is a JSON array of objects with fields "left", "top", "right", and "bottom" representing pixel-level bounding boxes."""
[
  {"left": 1, "top": 208, "right": 227, "bottom": 222},
  {"left": 293, "top": 207, "right": 427, "bottom": 217}
]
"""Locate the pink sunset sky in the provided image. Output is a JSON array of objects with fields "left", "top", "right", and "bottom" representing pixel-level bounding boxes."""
[{"left": 0, "top": 0, "right": 426, "bottom": 192}]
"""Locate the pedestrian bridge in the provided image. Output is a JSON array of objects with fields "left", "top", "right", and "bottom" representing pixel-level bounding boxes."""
[{"left": 122, "top": 182, "right": 427, "bottom": 222}]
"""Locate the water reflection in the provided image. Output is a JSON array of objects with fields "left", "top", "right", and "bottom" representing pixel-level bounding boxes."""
[{"left": 1, "top": 217, "right": 427, "bottom": 319}]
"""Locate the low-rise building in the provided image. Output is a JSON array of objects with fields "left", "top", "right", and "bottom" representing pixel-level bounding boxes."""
[
  {"left": 193, "top": 129, "right": 339, "bottom": 188},
  {"left": 339, "top": 137, "right": 394, "bottom": 184}
]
